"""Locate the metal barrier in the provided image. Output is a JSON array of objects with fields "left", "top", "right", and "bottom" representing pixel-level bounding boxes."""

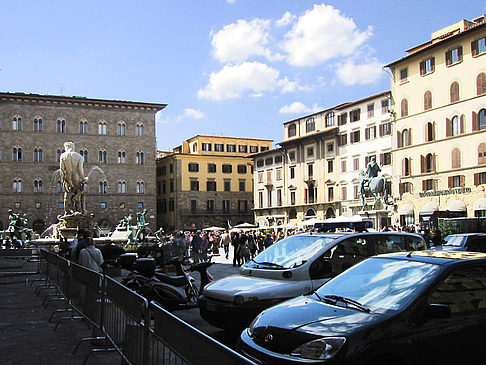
[{"left": 30, "top": 249, "right": 256, "bottom": 365}]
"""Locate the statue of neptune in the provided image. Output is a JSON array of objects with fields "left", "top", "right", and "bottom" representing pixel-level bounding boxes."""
[{"left": 60, "top": 141, "right": 87, "bottom": 215}]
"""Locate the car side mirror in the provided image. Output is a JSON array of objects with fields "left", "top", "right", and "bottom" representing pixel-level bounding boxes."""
[{"left": 425, "top": 303, "right": 451, "bottom": 318}]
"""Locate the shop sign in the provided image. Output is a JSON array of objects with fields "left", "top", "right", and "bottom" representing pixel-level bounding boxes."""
[{"left": 419, "top": 187, "right": 471, "bottom": 198}]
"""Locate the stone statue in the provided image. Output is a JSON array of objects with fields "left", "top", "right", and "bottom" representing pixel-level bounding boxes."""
[
  {"left": 60, "top": 142, "right": 87, "bottom": 215},
  {"left": 358, "top": 157, "right": 392, "bottom": 210}
]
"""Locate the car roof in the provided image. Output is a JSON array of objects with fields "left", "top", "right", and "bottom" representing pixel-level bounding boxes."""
[
  {"left": 295, "top": 231, "right": 423, "bottom": 239},
  {"left": 375, "top": 250, "right": 486, "bottom": 265},
  {"left": 446, "top": 233, "right": 486, "bottom": 237}
]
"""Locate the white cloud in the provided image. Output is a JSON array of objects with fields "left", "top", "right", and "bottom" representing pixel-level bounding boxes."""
[
  {"left": 282, "top": 4, "right": 372, "bottom": 66},
  {"left": 226, "top": 0, "right": 236, "bottom": 3},
  {"left": 183, "top": 108, "right": 205, "bottom": 119},
  {"left": 336, "top": 59, "right": 383, "bottom": 85},
  {"left": 279, "top": 101, "right": 320, "bottom": 114},
  {"left": 199, "top": 61, "right": 299, "bottom": 100},
  {"left": 211, "top": 19, "right": 275, "bottom": 63},
  {"left": 155, "top": 108, "right": 205, "bottom": 125},
  {"left": 276, "top": 11, "right": 295, "bottom": 27}
]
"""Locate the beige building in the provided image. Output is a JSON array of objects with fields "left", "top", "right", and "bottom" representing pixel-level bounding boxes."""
[
  {"left": 0, "top": 92, "right": 165, "bottom": 233},
  {"left": 156, "top": 135, "right": 272, "bottom": 231},
  {"left": 386, "top": 15, "right": 486, "bottom": 227}
]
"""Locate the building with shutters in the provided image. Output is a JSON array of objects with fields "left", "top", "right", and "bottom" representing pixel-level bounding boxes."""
[{"left": 386, "top": 15, "right": 486, "bottom": 227}]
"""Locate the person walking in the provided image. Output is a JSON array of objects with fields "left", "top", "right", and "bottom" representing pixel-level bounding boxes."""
[
  {"left": 221, "top": 231, "right": 231, "bottom": 259},
  {"left": 263, "top": 233, "right": 274, "bottom": 249},
  {"left": 231, "top": 231, "right": 241, "bottom": 267},
  {"left": 78, "top": 236, "right": 104, "bottom": 273}
]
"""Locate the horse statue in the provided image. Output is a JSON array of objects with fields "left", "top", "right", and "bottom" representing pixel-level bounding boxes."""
[{"left": 358, "top": 171, "right": 392, "bottom": 210}]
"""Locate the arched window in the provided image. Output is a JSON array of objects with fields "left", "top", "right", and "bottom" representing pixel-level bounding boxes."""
[
  {"left": 288, "top": 124, "right": 296, "bottom": 137},
  {"left": 451, "top": 148, "right": 461, "bottom": 169},
  {"left": 424, "top": 91, "right": 432, "bottom": 110},
  {"left": 402, "top": 129, "right": 410, "bottom": 147},
  {"left": 479, "top": 143, "right": 486, "bottom": 165},
  {"left": 99, "top": 150, "right": 107, "bottom": 163},
  {"left": 33, "top": 117, "right": 43, "bottom": 132},
  {"left": 306, "top": 118, "right": 315, "bottom": 133},
  {"left": 12, "top": 115, "right": 22, "bottom": 131},
  {"left": 401, "top": 98, "right": 408, "bottom": 117},
  {"left": 425, "top": 122, "right": 435, "bottom": 142},
  {"left": 452, "top": 116, "right": 461, "bottom": 136},
  {"left": 79, "top": 119, "right": 88, "bottom": 134},
  {"left": 136, "top": 151, "right": 145, "bottom": 165},
  {"left": 118, "top": 150, "right": 126, "bottom": 164},
  {"left": 99, "top": 181, "right": 108, "bottom": 194},
  {"left": 136, "top": 181, "right": 145, "bottom": 194},
  {"left": 13, "top": 146, "right": 22, "bottom": 161},
  {"left": 477, "top": 73, "right": 486, "bottom": 95},
  {"left": 98, "top": 121, "right": 107, "bottom": 135},
  {"left": 402, "top": 158, "right": 411, "bottom": 176},
  {"left": 33, "top": 147, "right": 43, "bottom": 162},
  {"left": 425, "top": 153, "right": 435, "bottom": 173},
  {"left": 117, "top": 122, "right": 126, "bottom": 136},
  {"left": 118, "top": 181, "right": 126, "bottom": 194},
  {"left": 479, "top": 109, "right": 486, "bottom": 131},
  {"left": 450, "top": 81, "right": 460, "bottom": 103},
  {"left": 13, "top": 178, "right": 22, "bottom": 193},
  {"left": 34, "top": 178, "right": 43, "bottom": 193},
  {"left": 79, "top": 149, "right": 88, "bottom": 163},
  {"left": 136, "top": 123, "right": 144, "bottom": 137},
  {"left": 56, "top": 118, "right": 66, "bottom": 133}
]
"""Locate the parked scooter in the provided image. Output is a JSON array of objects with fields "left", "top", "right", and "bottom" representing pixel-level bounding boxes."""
[{"left": 120, "top": 255, "right": 214, "bottom": 311}]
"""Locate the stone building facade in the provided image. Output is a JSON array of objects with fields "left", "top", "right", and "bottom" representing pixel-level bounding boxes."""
[{"left": 0, "top": 92, "right": 166, "bottom": 233}]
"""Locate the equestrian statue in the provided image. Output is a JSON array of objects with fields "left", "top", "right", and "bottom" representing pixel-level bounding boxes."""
[{"left": 358, "top": 157, "right": 393, "bottom": 210}]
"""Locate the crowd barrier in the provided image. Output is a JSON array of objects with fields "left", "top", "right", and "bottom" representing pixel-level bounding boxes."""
[{"left": 27, "top": 249, "right": 255, "bottom": 365}]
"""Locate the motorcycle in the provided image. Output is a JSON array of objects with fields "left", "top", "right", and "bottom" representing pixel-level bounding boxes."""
[{"left": 120, "top": 255, "right": 214, "bottom": 311}]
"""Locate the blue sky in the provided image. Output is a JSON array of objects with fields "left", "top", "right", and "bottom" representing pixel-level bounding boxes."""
[{"left": 1, "top": 1, "right": 485, "bottom": 150}]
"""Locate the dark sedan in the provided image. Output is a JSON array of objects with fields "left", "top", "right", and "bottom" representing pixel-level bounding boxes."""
[{"left": 238, "top": 251, "right": 486, "bottom": 365}]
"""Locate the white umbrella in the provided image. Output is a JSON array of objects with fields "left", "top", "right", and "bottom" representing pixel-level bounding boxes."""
[
  {"left": 202, "top": 226, "right": 225, "bottom": 231},
  {"left": 297, "top": 218, "right": 326, "bottom": 227},
  {"left": 234, "top": 222, "right": 258, "bottom": 229}
]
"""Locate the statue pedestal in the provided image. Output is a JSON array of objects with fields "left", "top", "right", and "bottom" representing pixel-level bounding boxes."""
[
  {"left": 357, "top": 209, "right": 391, "bottom": 231},
  {"left": 58, "top": 213, "right": 94, "bottom": 239}
]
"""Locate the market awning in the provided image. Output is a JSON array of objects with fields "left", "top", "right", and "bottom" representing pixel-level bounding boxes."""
[
  {"left": 398, "top": 204, "right": 414, "bottom": 215},
  {"left": 447, "top": 200, "right": 466, "bottom": 212},
  {"left": 474, "top": 198, "right": 486, "bottom": 210},
  {"left": 420, "top": 202, "right": 439, "bottom": 214}
]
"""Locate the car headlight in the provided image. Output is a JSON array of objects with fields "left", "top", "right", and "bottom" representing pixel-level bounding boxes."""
[
  {"left": 246, "top": 312, "right": 263, "bottom": 337},
  {"left": 234, "top": 295, "right": 245, "bottom": 305},
  {"left": 291, "top": 337, "right": 346, "bottom": 360}
]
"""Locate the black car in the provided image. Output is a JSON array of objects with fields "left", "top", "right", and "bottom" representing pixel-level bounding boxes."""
[
  {"left": 238, "top": 251, "right": 486, "bottom": 365},
  {"left": 432, "top": 233, "right": 486, "bottom": 252}
]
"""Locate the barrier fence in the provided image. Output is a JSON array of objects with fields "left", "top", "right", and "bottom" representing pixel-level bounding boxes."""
[{"left": 25, "top": 249, "right": 255, "bottom": 365}]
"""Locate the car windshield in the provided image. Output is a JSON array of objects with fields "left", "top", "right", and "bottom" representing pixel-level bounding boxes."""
[
  {"left": 315, "top": 257, "right": 441, "bottom": 312},
  {"left": 249, "top": 235, "right": 337, "bottom": 269},
  {"left": 444, "top": 235, "right": 466, "bottom": 247}
]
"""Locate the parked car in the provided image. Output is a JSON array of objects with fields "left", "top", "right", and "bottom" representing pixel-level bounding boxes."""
[
  {"left": 199, "top": 224, "right": 426, "bottom": 330},
  {"left": 238, "top": 250, "right": 486, "bottom": 365},
  {"left": 432, "top": 233, "right": 486, "bottom": 252}
]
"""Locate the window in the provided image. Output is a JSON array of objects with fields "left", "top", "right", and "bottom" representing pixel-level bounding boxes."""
[
  {"left": 400, "top": 128, "right": 411, "bottom": 147},
  {"left": 208, "top": 163, "right": 216, "bottom": 173},
  {"left": 34, "top": 179, "right": 43, "bottom": 193},
  {"left": 99, "top": 181, "right": 108, "bottom": 194},
  {"left": 33, "top": 117, "right": 43, "bottom": 132},
  {"left": 290, "top": 167, "right": 295, "bottom": 179},
  {"left": 402, "top": 158, "right": 411, "bottom": 176},
  {"left": 136, "top": 151, "right": 145, "bottom": 165},
  {"left": 447, "top": 115, "right": 464, "bottom": 136},
  {"left": 239, "top": 145, "right": 248, "bottom": 153},
  {"left": 401, "top": 98, "right": 408, "bottom": 117},
  {"left": 399, "top": 182, "right": 411, "bottom": 195},
  {"left": 237, "top": 164, "right": 247, "bottom": 174},
  {"left": 420, "top": 57, "right": 435, "bottom": 75},
  {"left": 277, "top": 189, "right": 282, "bottom": 207},
  {"left": 12, "top": 116, "right": 22, "bottom": 131},
  {"left": 350, "top": 109, "right": 360, "bottom": 122},
  {"left": 100, "top": 202, "right": 107, "bottom": 209},
  {"left": 207, "top": 180, "right": 216, "bottom": 191},
  {"left": 118, "top": 181, "right": 126, "bottom": 194},
  {"left": 367, "top": 103, "right": 374, "bottom": 118},
  {"left": 190, "top": 180, "right": 199, "bottom": 191},
  {"left": 328, "top": 187, "right": 334, "bottom": 202},
  {"left": 382, "top": 152, "right": 392, "bottom": 165},
  {"left": 350, "top": 130, "right": 360, "bottom": 144},
  {"left": 250, "top": 145, "right": 258, "bottom": 153},
  {"left": 223, "top": 200, "right": 231, "bottom": 213},
  {"left": 450, "top": 81, "right": 460, "bottom": 103},
  {"left": 449, "top": 175, "right": 464, "bottom": 188},
  {"left": 328, "top": 160, "right": 334, "bottom": 173},
  {"left": 275, "top": 155, "right": 283, "bottom": 164},
  {"left": 33, "top": 147, "right": 43, "bottom": 162},
  {"left": 290, "top": 192, "right": 296, "bottom": 206},
  {"left": 170, "top": 179, "right": 174, "bottom": 192},
  {"left": 206, "top": 200, "right": 215, "bottom": 213},
  {"left": 118, "top": 150, "right": 126, "bottom": 164},
  {"left": 338, "top": 113, "right": 347, "bottom": 125},
  {"left": 478, "top": 143, "right": 486, "bottom": 165},
  {"left": 288, "top": 123, "right": 297, "bottom": 137},
  {"left": 326, "top": 113, "right": 335, "bottom": 127},
  {"left": 421, "top": 153, "right": 436, "bottom": 173},
  {"left": 423, "top": 179, "right": 435, "bottom": 191},
  {"left": 307, "top": 147, "right": 314, "bottom": 157},
  {"left": 98, "top": 121, "right": 107, "bottom": 135},
  {"left": 341, "top": 160, "right": 347, "bottom": 172},
  {"left": 338, "top": 134, "right": 347, "bottom": 146},
  {"left": 276, "top": 168, "right": 282, "bottom": 180},
  {"left": 379, "top": 122, "right": 392, "bottom": 136},
  {"left": 472, "top": 36, "right": 486, "bottom": 57},
  {"left": 238, "top": 200, "right": 248, "bottom": 213},
  {"left": 12, "top": 177, "right": 22, "bottom": 193},
  {"left": 399, "top": 68, "right": 408, "bottom": 83},
  {"left": 353, "top": 158, "right": 359, "bottom": 171},
  {"left": 162, "top": 181, "right": 166, "bottom": 194},
  {"left": 327, "top": 143, "right": 334, "bottom": 153},
  {"left": 79, "top": 120, "right": 88, "bottom": 134},
  {"left": 425, "top": 122, "right": 435, "bottom": 142},
  {"left": 136, "top": 123, "right": 144, "bottom": 136},
  {"left": 227, "top": 144, "right": 236, "bottom": 152},
  {"left": 451, "top": 148, "right": 461, "bottom": 169},
  {"left": 307, "top": 164, "right": 314, "bottom": 178},
  {"left": 267, "top": 190, "right": 272, "bottom": 207},
  {"left": 99, "top": 150, "right": 107, "bottom": 163},
  {"left": 136, "top": 181, "right": 145, "bottom": 194},
  {"left": 256, "top": 159, "right": 264, "bottom": 168},
  {"left": 215, "top": 144, "right": 224, "bottom": 152},
  {"left": 446, "top": 46, "right": 463, "bottom": 66},
  {"left": 381, "top": 99, "right": 389, "bottom": 114},
  {"left": 192, "top": 143, "right": 198, "bottom": 153},
  {"left": 477, "top": 73, "right": 486, "bottom": 95},
  {"left": 289, "top": 151, "right": 296, "bottom": 161},
  {"left": 424, "top": 90, "right": 432, "bottom": 110},
  {"left": 202, "top": 143, "right": 212, "bottom": 151},
  {"left": 224, "top": 180, "right": 231, "bottom": 192},
  {"left": 341, "top": 186, "right": 347, "bottom": 201},
  {"left": 239, "top": 180, "right": 246, "bottom": 192},
  {"left": 117, "top": 122, "right": 126, "bottom": 136},
  {"left": 475, "top": 172, "right": 486, "bottom": 185},
  {"left": 305, "top": 117, "right": 315, "bottom": 133},
  {"left": 354, "top": 185, "right": 359, "bottom": 199},
  {"left": 222, "top": 164, "right": 232, "bottom": 173},
  {"left": 365, "top": 126, "right": 376, "bottom": 140},
  {"left": 169, "top": 200, "right": 174, "bottom": 211},
  {"left": 13, "top": 146, "right": 22, "bottom": 161},
  {"left": 188, "top": 163, "right": 199, "bottom": 172}
]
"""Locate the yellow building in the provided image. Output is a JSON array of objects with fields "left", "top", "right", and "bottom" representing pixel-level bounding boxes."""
[
  {"left": 156, "top": 135, "right": 272, "bottom": 231},
  {"left": 386, "top": 15, "right": 486, "bottom": 227}
]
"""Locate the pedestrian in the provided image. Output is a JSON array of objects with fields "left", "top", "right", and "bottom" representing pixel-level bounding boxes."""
[
  {"left": 231, "top": 231, "right": 241, "bottom": 267},
  {"left": 72, "top": 230, "right": 90, "bottom": 263},
  {"left": 191, "top": 231, "right": 202, "bottom": 263},
  {"left": 78, "top": 236, "right": 104, "bottom": 273},
  {"left": 263, "top": 233, "right": 274, "bottom": 249},
  {"left": 221, "top": 230, "right": 231, "bottom": 259}
]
